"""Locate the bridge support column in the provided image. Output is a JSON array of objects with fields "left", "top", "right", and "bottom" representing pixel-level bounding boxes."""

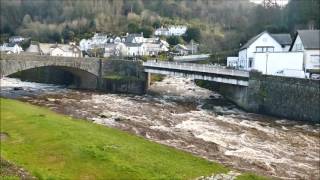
[
  {"left": 97, "top": 59, "right": 103, "bottom": 89},
  {"left": 145, "top": 72, "right": 151, "bottom": 89}
]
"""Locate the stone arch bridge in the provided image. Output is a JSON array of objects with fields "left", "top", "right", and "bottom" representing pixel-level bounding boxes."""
[{"left": 0, "top": 54, "right": 101, "bottom": 89}]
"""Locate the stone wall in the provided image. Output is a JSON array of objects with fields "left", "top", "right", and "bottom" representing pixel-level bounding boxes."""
[
  {"left": 207, "top": 72, "right": 320, "bottom": 122},
  {"left": 100, "top": 60, "right": 147, "bottom": 94},
  {"left": 249, "top": 72, "right": 320, "bottom": 122}
]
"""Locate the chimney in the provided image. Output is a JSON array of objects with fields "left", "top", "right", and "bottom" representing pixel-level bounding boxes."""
[{"left": 308, "top": 20, "right": 315, "bottom": 30}]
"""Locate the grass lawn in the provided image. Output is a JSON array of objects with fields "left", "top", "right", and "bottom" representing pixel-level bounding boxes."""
[
  {"left": 0, "top": 98, "right": 267, "bottom": 180},
  {"left": 0, "top": 98, "right": 228, "bottom": 179}
]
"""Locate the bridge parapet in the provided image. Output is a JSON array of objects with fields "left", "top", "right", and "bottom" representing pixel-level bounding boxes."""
[
  {"left": 0, "top": 53, "right": 99, "bottom": 62},
  {"left": 143, "top": 61, "right": 249, "bottom": 78},
  {"left": 143, "top": 61, "right": 249, "bottom": 86}
]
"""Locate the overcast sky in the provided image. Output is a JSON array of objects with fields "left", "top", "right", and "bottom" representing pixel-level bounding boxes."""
[{"left": 250, "top": 0, "right": 289, "bottom": 6}]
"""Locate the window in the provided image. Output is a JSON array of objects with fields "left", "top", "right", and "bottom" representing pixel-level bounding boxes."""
[
  {"left": 267, "top": 47, "right": 274, "bottom": 52},
  {"left": 256, "top": 46, "right": 274, "bottom": 53},
  {"left": 249, "top": 58, "right": 254, "bottom": 68},
  {"left": 296, "top": 44, "right": 302, "bottom": 51},
  {"left": 311, "top": 55, "right": 320, "bottom": 64},
  {"left": 256, "top": 47, "right": 263, "bottom": 52}
]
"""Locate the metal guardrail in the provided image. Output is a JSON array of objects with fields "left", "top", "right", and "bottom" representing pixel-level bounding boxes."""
[{"left": 143, "top": 61, "right": 249, "bottom": 78}]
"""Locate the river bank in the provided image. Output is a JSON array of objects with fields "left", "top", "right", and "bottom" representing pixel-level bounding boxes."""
[
  {"left": 1, "top": 77, "right": 319, "bottom": 179},
  {"left": 1, "top": 98, "right": 234, "bottom": 179}
]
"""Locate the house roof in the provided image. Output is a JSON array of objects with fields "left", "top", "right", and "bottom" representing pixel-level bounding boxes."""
[
  {"left": 39, "top": 43, "right": 80, "bottom": 54},
  {"left": 240, "top": 31, "right": 292, "bottom": 50},
  {"left": 270, "top": 34, "right": 292, "bottom": 45},
  {"left": 295, "top": 30, "right": 320, "bottom": 49},
  {"left": 174, "top": 44, "right": 188, "bottom": 50},
  {"left": 26, "top": 44, "right": 40, "bottom": 53},
  {"left": 125, "top": 43, "right": 143, "bottom": 47},
  {"left": 126, "top": 34, "right": 143, "bottom": 43},
  {"left": 240, "top": 31, "right": 266, "bottom": 50}
]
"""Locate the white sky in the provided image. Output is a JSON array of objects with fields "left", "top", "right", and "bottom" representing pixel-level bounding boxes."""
[{"left": 250, "top": 0, "right": 289, "bottom": 6}]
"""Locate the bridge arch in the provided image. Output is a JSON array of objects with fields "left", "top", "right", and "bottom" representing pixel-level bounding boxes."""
[
  {"left": 0, "top": 55, "right": 101, "bottom": 89},
  {"left": 9, "top": 66, "right": 99, "bottom": 89}
]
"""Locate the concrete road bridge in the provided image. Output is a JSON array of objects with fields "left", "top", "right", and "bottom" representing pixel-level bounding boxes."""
[{"left": 143, "top": 61, "right": 249, "bottom": 86}]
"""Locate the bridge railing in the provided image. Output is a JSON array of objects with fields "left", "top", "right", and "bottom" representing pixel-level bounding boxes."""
[{"left": 143, "top": 61, "right": 249, "bottom": 77}]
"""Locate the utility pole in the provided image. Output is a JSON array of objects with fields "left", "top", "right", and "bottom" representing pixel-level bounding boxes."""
[{"left": 191, "top": 40, "right": 194, "bottom": 55}]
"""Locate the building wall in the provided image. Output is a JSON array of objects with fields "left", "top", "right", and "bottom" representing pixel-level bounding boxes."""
[
  {"left": 238, "top": 49, "right": 247, "bottom": 69},
  {"left": 252, "top": 52, "right": 304, "bottom": 76},
  {"left": 126, "top": 46, "right": 145, "bottom": 56},
  {"left": 291, "top": 35, "right": 304, "bottom": 52},
  {"left": 304, "top": 50, "right": 320, "bottom": 70},
  {"left": 51, "top": 48, "right": 65, "bottom": 56},
  {"left": 227, "top": 57, "right": 238, "bottom": 67},
  {"left": 239, "top": 33, "right": 283, "bottom": 70}
]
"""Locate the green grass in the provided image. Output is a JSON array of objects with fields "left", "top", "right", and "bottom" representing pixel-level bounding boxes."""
[{"left": 1, "top": 98, "right": 229, "bottom": 179}]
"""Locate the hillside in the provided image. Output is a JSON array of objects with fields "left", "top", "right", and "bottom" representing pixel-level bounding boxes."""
[{"left": 0, "top": 0, "right": 319, "bottom": 58}]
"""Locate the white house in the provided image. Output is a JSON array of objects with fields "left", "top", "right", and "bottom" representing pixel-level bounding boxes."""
[
  {"left": 104, "top": 43, "right": 127, "bottom": 57},
  {"left": 39, "top": 43, "right": 82, "bottom": 57},
  {"left": 125, "top": 43, "right": 145, "bottom": 57},
  {"left": 51, "top": 44, "right": 82, "bottom": 57},
  {"left": 154, "top": 27, "right": 170, "bottom": 36},
  {"left": 227, "top": 57, "right": 239, "bottom": 68},
  {"left": 238, "top": 31, "right": 292, "bottom": 70},
  {"left": 290, "top": 30, "right": 320, "bottom": 74},
  {"left": 154, "top": 25, "right": 187, "bottom": 36},
  {"left": 168, "top": 26, "right": 187, "bottom": 36},
  {"left": 0, "top": 43, "right": 23, "bottom": 54},
  {"left": 9, "top": 36, "right": 25, "bottom": 43},
  {"left": 174, "top": 44, "right": 189, "bottom": 55},
  {"left": 91, "top": 33, "right": 108, "bottom": 45},
  {"left": 173, "top": 41, "right": 199, "bottom": 56},
  {"left": 144, "top": 42, "right": 168, "bottom": 56}
]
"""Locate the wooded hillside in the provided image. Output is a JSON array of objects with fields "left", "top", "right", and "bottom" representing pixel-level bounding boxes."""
[{"left": 1, "top": 0, "right": 319, "bottom": 57}]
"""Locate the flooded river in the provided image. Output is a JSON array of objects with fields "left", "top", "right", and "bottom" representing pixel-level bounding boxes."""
[{"left": 1, "top": 77, "right": 319, "bottom": 179}]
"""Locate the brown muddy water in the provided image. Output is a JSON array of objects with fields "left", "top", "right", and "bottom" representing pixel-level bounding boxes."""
[{"left": 1, "top": 77, "right": 319, "bottom": 179}]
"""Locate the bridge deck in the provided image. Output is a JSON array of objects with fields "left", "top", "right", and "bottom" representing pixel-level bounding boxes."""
[{"left": 143, "top": 61, "right": 249, "bottom": 78}]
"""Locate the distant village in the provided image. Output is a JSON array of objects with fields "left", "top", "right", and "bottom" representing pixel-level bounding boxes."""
[
  {"left": 0, "top": 25, "right": 319, "bottom": 80},
  {"left": 0, "top": 25, "right": 197, "bottom": 59}
]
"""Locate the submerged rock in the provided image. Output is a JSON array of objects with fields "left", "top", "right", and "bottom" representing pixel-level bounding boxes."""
[{"left": 13, "top": 87, "right": 23, "bottom": 91}]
